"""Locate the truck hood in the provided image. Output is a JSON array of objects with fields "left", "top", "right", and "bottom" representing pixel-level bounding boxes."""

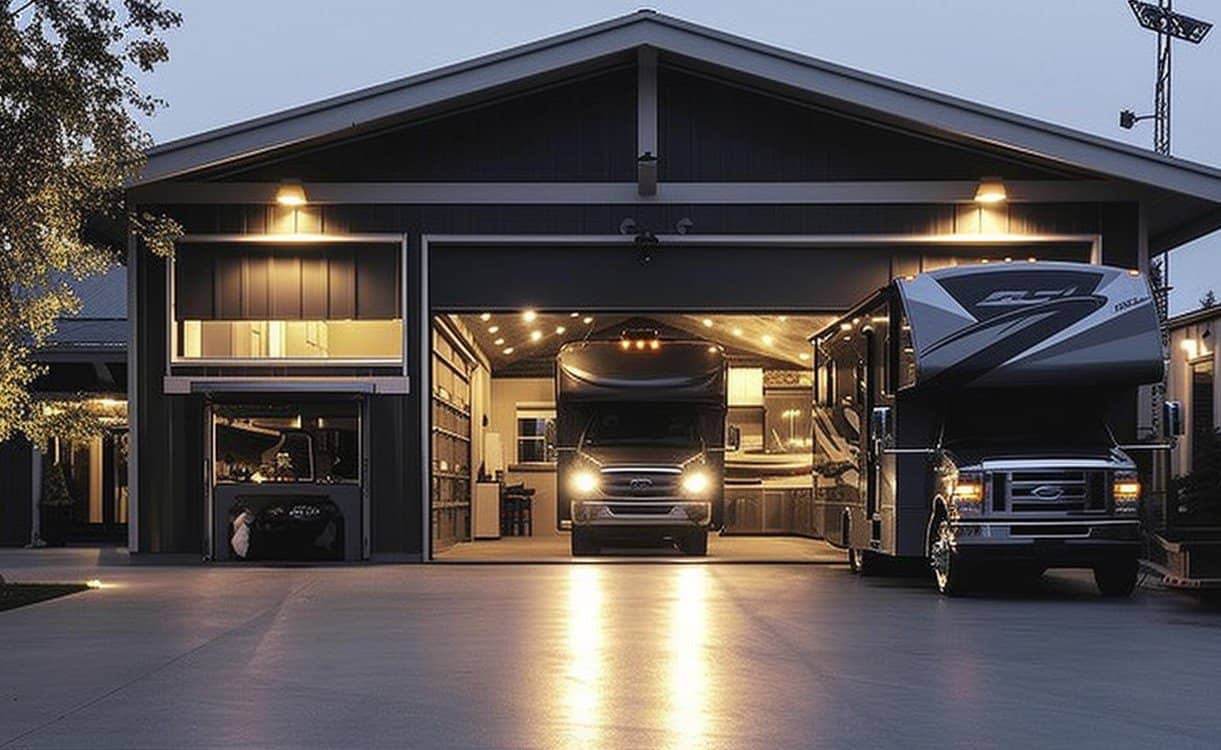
[
  {"left": 944, "top": 444, "right": 1129, "bottom": 469},
  {"left": 577, "top": 445, "right": 704, "bottom": 469}
]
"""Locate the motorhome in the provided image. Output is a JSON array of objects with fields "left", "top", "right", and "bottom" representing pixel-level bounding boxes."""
[
  {"left": 812, "top": 261, "right": 1173, "bottom": 595},
  {"left": 556, "top": 332, "right": 727, "bottom": 556}
]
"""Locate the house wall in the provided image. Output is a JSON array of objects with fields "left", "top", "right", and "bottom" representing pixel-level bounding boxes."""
[
  {"left": 0, "top": 439, "right": 33, "bottom": 547},
  {"left": 1168, "top": 315, "right": 1221, "bottom": 478}
]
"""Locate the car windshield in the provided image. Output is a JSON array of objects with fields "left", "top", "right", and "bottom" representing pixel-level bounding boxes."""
[
  {"left": 942, "top": 390, "right": 1114, "bottom": 448},
  {"left": 583, "top": 404, "right": 701, "bottom": 448}
]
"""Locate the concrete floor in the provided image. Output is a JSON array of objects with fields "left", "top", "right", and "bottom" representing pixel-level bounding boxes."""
[
  {"left": 435, "top": 533, "right": 843, "bottom": 562},
  {"left": 1, "top": 548, "right": 1220, "bottom": 749}
]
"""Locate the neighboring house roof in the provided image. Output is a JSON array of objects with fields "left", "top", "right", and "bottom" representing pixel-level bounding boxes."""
[
  {"left": 42, "top": 265, "right": 127, "bottom": 352},
  {"left": 1169, "top": 304, "right": 1221, "bottom": 330},
  {"left": 135, "top": 10, "right": 1221, "bottom": 250}
]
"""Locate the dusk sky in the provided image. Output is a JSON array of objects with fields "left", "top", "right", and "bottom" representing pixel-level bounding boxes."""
[{"left": 140, "top": 0, "right": 1221, "bottom": 314}]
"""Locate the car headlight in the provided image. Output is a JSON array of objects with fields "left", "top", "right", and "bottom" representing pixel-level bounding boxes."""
[
  {"left": 950, "top": 471, "right": 985, "bottom": 517},
  {"left": 571, "top": 469, "right": 600, "bottom": 496},
  {"left": 1112, "top": 471, "right": 1141, "bottom": 513},
  {"left": 681, "top": 467, "right": 712, "bottom": 497}
]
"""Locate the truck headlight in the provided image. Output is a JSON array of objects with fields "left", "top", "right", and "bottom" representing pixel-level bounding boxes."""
[
  {"left": 571, "top": 470, "right": 600, "bottom": 496},
  {"left": 951, "top": 471, "right": 985, "bottom": 517},
  {"left": 681, "top": 468, "right": 712, "bottom": 496},
  {"left": 1112, "top": 471, "right": 1141, "bottom": 513}
]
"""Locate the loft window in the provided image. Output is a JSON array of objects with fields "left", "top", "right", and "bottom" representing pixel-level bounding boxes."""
[{"left": 173, "top": 241, "right": 403, "bottom": 363}]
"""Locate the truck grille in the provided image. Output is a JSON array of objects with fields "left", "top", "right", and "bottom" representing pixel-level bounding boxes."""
[
  {"left": 998, "top": 471, "right": 1107, "bottom": 513},
  {"left": 600, "top": 468, "right": 681, "bottom": 499}
]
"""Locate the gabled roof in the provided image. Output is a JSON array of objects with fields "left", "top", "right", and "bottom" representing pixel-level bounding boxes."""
[
  {"left": 42, "top": 265, "right": 127, "bottom": 351},
  {"left": 138, "top": 11, "right": 1221, "bottom": 243}
]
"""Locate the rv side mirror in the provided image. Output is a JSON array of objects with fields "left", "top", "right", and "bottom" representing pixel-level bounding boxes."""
[
  {"left": 1164, "top": 401, "right": 1185, "bottom": 438},
  {"left": 870, "top": 406, "right": 893, "bottom": 444}
]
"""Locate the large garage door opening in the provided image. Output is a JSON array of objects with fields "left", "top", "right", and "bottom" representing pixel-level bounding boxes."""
[
  {"left": 425, "top": 240, "right": 1097, "bottom": 561},
  {"left": 430, "top": 310, "right": 847, "bottom": 562}
]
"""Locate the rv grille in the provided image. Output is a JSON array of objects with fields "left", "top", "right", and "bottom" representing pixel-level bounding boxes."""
[
  {"left": 1003, "top": 470, "right": 1107, "bottom": 513},
  {"left": 600, "top": 469, "right": 681, "bottom": 499}
]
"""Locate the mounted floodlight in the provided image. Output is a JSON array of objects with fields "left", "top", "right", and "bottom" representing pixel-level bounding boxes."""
[
  {"left": 974, "top": 177, "right": 1007, "bottom": 204},
  {"left": 1129, "top": 0, "right": 1212, "bottom": 42},
  {"left": 275, "top": 180, "right": 307, "bottom": 206}
]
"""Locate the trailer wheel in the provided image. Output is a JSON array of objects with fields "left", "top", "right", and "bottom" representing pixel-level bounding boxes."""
[
  {"left": 929, "top": 517, "right": 970, "bottom": 596},
  {"left": 571, "top": 529, "right": 599, "bottom": 557},
  {"left": 680, "top": 530, "right": 708, "bottom": 557},
  {"left": 1094, "top": 559, "right": 1139, "bottom": 597}
]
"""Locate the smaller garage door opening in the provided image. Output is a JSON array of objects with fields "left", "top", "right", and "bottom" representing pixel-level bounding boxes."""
[{"left": 429, "top": 310, "right": 847, "bottom": 562}]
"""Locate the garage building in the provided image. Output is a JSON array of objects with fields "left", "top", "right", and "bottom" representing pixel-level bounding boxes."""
[{"left": 125, "top": 11, "right": 1221, "bottom": 561}]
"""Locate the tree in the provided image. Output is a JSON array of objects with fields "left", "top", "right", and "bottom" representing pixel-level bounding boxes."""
[
  {"left": 1, "top": 0, "right": 182, "bottom": 444},
  {"left": 1201, "top": 290, "right": 1217, "bottom": 309}
]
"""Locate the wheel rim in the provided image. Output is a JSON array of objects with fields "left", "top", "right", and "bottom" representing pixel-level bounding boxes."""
[{"left": 930, "top": 520, "right": 952, "bottom": 591}]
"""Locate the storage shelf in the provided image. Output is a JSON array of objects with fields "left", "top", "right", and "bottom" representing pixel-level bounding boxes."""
[{"left": 432, "top": 426, "right": 470, "bottom": 442}]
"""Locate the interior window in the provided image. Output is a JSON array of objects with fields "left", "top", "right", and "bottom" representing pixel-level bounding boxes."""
[{"left": 214, "top": 403, "right": 360, "bottom": 484}]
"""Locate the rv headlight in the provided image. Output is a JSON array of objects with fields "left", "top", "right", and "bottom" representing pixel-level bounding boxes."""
[
  {"left": 951, "top": 471, "right": 985, "bottom": 517},
  {"left": 1112, "top": 471, "right": 1141, "bottom": 514},
  {"left": 571, "top": 470, "right": 600, "bottom": 496},
  {"left": 681, "top": 468, "right": 712, "bottom": 496}
]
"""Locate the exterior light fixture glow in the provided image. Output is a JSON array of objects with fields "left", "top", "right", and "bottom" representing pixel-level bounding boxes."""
[
  {"left": 1128, "top": 269, "right": 1141, "bottom": 277},
  {"left": 649, "top": 339, "right": 660, "bottom": 350},
  {"left": 522, "top": 310, "right": 537, "bottom": 323},
  {"left": 275, "top": 181, "right": 307, "bottom": 206},
  {"left": 530, "top": 330, "right": 543, "bottom": 342},
  {"left": 1181, "top": 338, "right": 1199, "bottom": 359},
  {"left": 974, "top": 177, "right": 1007, "bottom": 204},
  {"left": 85, "top": 579, "right": 104, "bottom": 589},
  {"left": 621, "top": 340, "right": 632, "bottom": 350}
]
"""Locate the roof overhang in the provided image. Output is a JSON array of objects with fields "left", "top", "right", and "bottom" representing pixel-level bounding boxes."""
[{"left": 136, "top": 11, "right": 1221, "bottom": 251}]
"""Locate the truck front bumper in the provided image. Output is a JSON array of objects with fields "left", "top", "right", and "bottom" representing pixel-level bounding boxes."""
[
  {"left": 951, "top": 519, "right": 1141, "bottom": 566},
  {"left": 571, "top": 500, "right": 711, "bottom": 530}
]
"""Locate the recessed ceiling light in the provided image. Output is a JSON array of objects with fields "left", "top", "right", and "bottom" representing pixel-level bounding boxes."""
[
  {"left": 522, "top": 310, "right": 537, "bottom": 322},
  {"left": 570, "top": 312, "right": 580, "bottom": 318},
  {"left": 583, "top": 316, "right": 593, "bottom": 324},
  {"left": 702, "top": 318, "right": 713, "bottom": 327},
  {"left": 555, "top": 326, "right": 567, "bottom": 334},
  {"left": 799, "top": 352, "right": 810, "bottom": 361},
  {"left": 488, "top": 325, "right": 499, "bottom": 334},
  {"left": 479, "top": 313, "right": 491, "bottom": 322},
  {"left": 778, "top": 315, "right": 788, "bottom": 322},
  {"left": 762, "top": 334, "right": 775, "bottom": 346},
  {"left": 733, "top": 328, "right": 743, "bottom": 337},
  {"left": 503, "top": 347, "right": 514, "bottom": 355},
  {"left": 530, "top": 330, "right": 543, "bottom": 342},
  {"left": 494, "top": 338, "right": 505, "bottom": 346}
]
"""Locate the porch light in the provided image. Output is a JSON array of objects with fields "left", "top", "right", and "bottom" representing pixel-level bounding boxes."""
[
  {"left": 275, "top": 180, "right": 307, "bottom": 206},
  {"left": 974, "top": 177, "right": 1007, "bottom": 204}
]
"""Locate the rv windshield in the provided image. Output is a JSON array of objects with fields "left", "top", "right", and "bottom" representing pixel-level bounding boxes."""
[
  {"left": 583, "top": 404, "right": 701, "bottom": 448},
  {"left": 942, "top": 391, "right": 1114, "bottom": 449}
]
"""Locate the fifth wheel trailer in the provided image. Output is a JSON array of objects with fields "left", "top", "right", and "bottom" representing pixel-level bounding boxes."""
[{"left": 811, "top": 261, "right": 1178, "bottom": 595}]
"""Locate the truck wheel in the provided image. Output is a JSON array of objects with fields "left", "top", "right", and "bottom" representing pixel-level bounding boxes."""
[
  {"left": 1094, "top": 560, "right": 1139, "bottom": 597},
  {"left": 929, "top": 517, "right": 971, "bottom": 596},
  {"left": 571, "top": 529, "right": 599, "bottom": 557},
  {"left": 680, "top": 530, "right": 708, "bottom": 557}
]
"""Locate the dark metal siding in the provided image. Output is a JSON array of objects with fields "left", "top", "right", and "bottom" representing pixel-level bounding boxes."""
[
  {"left": 0, "top": 438, "right": 33, "bottom": 546},
  {"left": 657, "top": 65, "right": 1071, "bottom": 182},
  {"left": 219, "top": 67, "right": 637, "bottom": 183}
]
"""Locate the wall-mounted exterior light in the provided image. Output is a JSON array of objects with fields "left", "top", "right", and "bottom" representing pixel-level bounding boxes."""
[
  {"left": 276, "top": 180, "right": 307, "bottom": 206},
  {"left": 974, "top": 177, "right": 1007, "bottom": 204}
]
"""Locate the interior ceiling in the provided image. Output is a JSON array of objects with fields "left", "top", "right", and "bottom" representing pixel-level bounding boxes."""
[{"left": 449, "top": 312, "right": 835, "bottom": 377}]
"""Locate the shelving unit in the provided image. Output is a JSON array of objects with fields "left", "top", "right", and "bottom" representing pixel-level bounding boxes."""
[{"left": 431, "top": 325, "right": 474, "bottom": 551}]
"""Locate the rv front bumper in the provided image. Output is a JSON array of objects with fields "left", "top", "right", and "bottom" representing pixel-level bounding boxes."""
[
  {"left": 570, "top": 500, "right": 711, "bottom": 529},
  {"left": 950, "top": 519, "right": 1141, "bottom": 565}
]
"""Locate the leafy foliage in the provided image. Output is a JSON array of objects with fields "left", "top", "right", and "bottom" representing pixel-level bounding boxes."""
[
  {"left": 1200, "top": 289, "right": 1217, "bottom": 309},
  {"left": 38, "top": 453, "right": 73, "bottom": 508},
  {"left": 1, "top": 0, "right": 181, "bottom": 442}
]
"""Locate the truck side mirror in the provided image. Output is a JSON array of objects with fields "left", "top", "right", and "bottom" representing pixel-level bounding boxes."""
[
  {"left": 1164, "top": 401, "right": 1185, "bottom": 438},
  {"left": 870, "top": 406, "right": 893, "bottom": 445}
]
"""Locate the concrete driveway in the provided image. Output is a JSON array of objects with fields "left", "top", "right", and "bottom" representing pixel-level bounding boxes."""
[{"left": 1, "top": 547, "right": 1219, "bottom": 749}]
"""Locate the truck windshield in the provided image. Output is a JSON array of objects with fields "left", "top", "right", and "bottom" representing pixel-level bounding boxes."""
[
  {"left": 942, "top": 391, "right": 1114, "bottom": 448},
  {"left": 583, "top": 404, "right": 701, "bottom": 448}
]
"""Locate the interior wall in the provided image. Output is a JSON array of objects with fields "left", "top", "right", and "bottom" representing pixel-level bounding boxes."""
[{"left": 491, "top": 377, "right": 559, "bottom": 536}]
